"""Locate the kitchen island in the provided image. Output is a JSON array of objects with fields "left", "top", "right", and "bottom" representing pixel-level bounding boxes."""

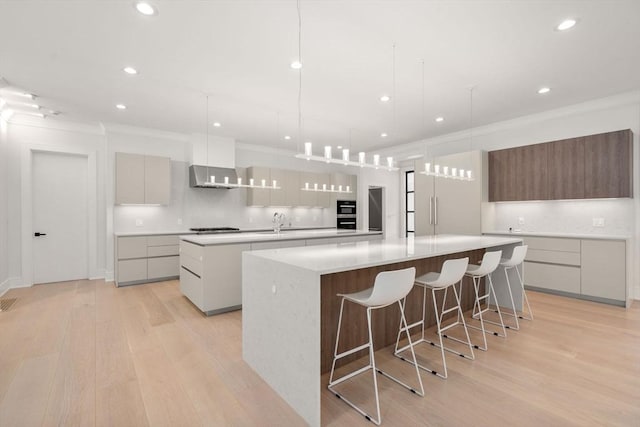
[
  {"left": 242, "top": 234, "right": 523, "bottom": 426},
  {"left": 179, "top": 228, "right": 383, "bottom": 315}
]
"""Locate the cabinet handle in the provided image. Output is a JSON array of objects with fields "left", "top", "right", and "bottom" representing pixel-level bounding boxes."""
[
  {"left": 429, "top": 197, "right": 434, "bottom": 225},
  {"left": 434, "top": 196, "right": 438, "bottom": 225}
]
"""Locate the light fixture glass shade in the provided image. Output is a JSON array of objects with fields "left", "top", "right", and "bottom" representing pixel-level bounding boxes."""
[
  {"left": 324, "top": 146, "right": 332, "bottom": 161},
  {"left": 386, "top": 156, "right": 393, "bottom": 168},
  {"left": 342, "top": 148, "right": 349, "bottom": 162},
  {"left": 304, "top": 142, "right": 312, "bottom": 157},
  {"left": 358, "top": 152, "right": 366, "bottom": 166},
  {"left": 373, "top": 154, "right": 380, "bottom": 167}
]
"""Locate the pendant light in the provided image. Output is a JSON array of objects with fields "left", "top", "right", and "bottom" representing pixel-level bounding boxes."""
[{"left": 294, "top": 34, "right": 397, "bottom": 171}]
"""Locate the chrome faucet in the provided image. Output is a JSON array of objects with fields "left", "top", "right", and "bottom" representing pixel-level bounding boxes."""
[{"left": 273, "top": 212, "right": 286, "bottom": 233}]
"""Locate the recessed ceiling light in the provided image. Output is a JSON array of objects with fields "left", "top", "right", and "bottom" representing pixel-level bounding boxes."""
[
  {"left": 213, "top": 122, "right": 221, "bottom": 127},
  {"left": 538, "top": 87, "right": 551, "bottom": 94},
  {"left": 123, "top": 66, "right": 138, "bottom": 75},
  {"left": 116, "top": 104, "right": 127, "bottom": 110},
  {"left": 380, "top": 95, "right": 390, "bottom": 102},
  {"left": 435, "top": 116, "right": 444, "bottom": 123},
  {"left": 337, "top": 145, "right": 343, "bottom": 149},
  {"left": 556, "top": 18, "right": 577, "bottom": 31},
  {"left": 135, "top": 1, "right": 157, "bottom": 16},
  {"left": 290, "top": 60, "right": 302, "bottom": 69},
  {"left": 19, "top": 92, "right": 35, "bottom": 100},
  {"left": 380, "top": 133, "right": 388, "bottom": 138},
  {"left": 30, "top": 104, "right": 40, "bottom": 109},
  {"left": 284, "top": 135, "right": 291, "bottom": 140}
]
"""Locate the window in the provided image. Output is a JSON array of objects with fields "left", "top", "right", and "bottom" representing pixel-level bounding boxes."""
[{"left": 406, "top": 171, "right": 415, "bottom": 236}]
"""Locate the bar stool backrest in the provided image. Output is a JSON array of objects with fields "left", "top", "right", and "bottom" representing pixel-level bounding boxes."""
[
  {"left": 366, "top": 267, "right": 417, "bottom": 307},
  {"left": 503, "top": 245, "right": 528, "bottom": 267},
  {"left": 473, "top": 250, "right": 502, "bottom": 276},
  {"left": 426, "top": 257, "right": 469, "bottom": 288}
]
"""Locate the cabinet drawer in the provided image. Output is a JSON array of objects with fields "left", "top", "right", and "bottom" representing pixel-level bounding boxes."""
[
  {"left": 117, "top": 236, "right": 147, "bottom": 259},
  {"left": 148, "top": 245, "right": 179, "bottom": 257},
  {"left": 524, "top": 261, "right": 580, "bottom": 294},
  {"left": 117, "top": 259, "right": 147, "bottom": 283},
  {"left": 147, "top": 235, "right": 179, "bottom": 246},
  {"left": 180, "top": 253, "right": 203, "bottom": 278},
  {"left": 148, "top": 256, "right": 179, "bottom": 280},
  {"left": 180, "top": 241, "right": 203, "bottom": 261},
  {"left": 526, "top": 249, "right": 580, "bottom": 266},
  {"left": 180, "top": 267, "right": 204, "bottom": 311},
  {"left": 522, "top": 236, "right": 580, "bottom": 252}
]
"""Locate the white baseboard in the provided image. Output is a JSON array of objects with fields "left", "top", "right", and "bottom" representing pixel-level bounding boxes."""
[
  {"left": 0, "top": 278, "right": 9, "bottom": 297},
  {"left": 0, "top": 277, "right": 27, "bottom": 297},
  {"left": 104, "top": 270, "right": 114, "bottom": 282}
]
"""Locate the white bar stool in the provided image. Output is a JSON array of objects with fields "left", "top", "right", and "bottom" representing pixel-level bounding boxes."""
[
  {"left": 498, "top": 245, "right": 533, "bottom": 331},
  {"left": 394, "top": 257, "right": 473, "bottom": 379},
  {"left": 328, "top": 267, "right": 424, "bottom": 425},
  {"left": 463, "top": 250, "right": 507, "bottom": 351}
]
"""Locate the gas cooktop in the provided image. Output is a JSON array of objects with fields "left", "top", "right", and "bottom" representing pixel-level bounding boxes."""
[{"left": 189, "top": 227, "right": 241, "bottom": 234}]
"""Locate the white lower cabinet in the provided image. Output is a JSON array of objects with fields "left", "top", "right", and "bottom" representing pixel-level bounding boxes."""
[
  {"left": 581, "top": 239, "right": 626, "bottom": 301},
  {"left": 180, "top": 242, "right": 250, "bottom": 315},
  {"left": 179, "top": 232, "right": 382, "bottom": 315},
  {"left": 116, "top": 234, "right": 181, "bottom": 286},
  {"left": 519, "top": 235, "right": 627, "bottom": 306}
]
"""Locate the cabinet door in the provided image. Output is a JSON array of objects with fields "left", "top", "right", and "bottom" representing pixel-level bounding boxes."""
[
  {"left": 488, "top": 148, "right": 518, "bottom": 201},
  {"left": 285, "top": 170, "right": 300, "bottom": 207},
  {"left": 581, "top": 240, "right": 626, "bottom": 301},
  {"left": 413, "top": 162, "right": 434, "bottom": 236},
  {"left": 584, "top": 130, "right": 633, "bottom": 198},
  {"left": 145, "top": 155, "right": 171, "bottom": 204},
  {"left": 516, "top": 143, "right": 548, "bottom": 201},
  {"left": 269, "top": 168, "right": 288, "bottom": 207},
  {"left": 115, "top": 153, "right": 145, "bottom": 204},
  {"left": 548, "top": 138, "right": 585, "bottom": 199},
  {"left": 117, "top": 259, "right": 147, "bottom": 284},
  {"left": 298, "top": 172, "right": 317, "bottom": 207},
  {"left": 117, "top": 236, "right": 147, "bottom": 259},
  {"left": 434, "top": 151, "right": 482, "bottom": 235},
  {"left": 148, "top": 256, "right": 179, "bottom": 280},
  {"left": 331, "top": 172, "right": 356, "bottom": 201},
  {"left": 246, "top": 167, "right": 271, "bottom": 206},
  {"left": 315, "top": 173, "right": 331, "bottom": 208}
]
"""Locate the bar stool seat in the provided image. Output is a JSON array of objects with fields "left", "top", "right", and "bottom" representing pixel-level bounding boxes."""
[
  {"left": 498, "top": 245, "right": 533, "bottom": 331},
  {"left": 463, "top": 250, "right": 507, "bottom": 351},
  {"left": 394, "top": 257, "right": 473, "bottom": 379},
  {"left": 328, "top": 267, "right": 424, "bottom": 425}
]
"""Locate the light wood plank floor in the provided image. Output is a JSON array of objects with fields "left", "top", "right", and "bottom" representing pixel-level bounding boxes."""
[{"left": 0, "top": 279, "right": 638, "bottom": 426}]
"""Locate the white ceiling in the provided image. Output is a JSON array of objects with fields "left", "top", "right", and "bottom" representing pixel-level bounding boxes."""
[{"left": 1, "top": 1, "right": 640, "bottom": 155}]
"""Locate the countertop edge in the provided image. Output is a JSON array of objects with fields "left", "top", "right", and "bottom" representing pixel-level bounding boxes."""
[{"left": 180, "top": 230, "right": 383, "bottom": 246}]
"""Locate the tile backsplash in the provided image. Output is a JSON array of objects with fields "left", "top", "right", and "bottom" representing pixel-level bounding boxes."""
[{"left": 483, "top": 198, "right": 635, "bottom": 236}]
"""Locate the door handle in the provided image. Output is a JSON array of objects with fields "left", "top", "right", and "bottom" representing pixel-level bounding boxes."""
[
  {"left": 34, "top": 232, "right": 47, "bottom": 237},
  {"left": 429, "top": 196, "right": 433, "bottom": 225},
  {"left": 434, "top": 197, "right": 438, "bottom": 226}
]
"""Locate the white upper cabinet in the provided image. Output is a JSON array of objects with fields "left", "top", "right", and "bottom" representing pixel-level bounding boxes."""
[
  {"left": 246, "top": 166, "right": 271, "bottom": 206},
  {"left": 115, "top": 152, "right": 171, "bottom": 205}
]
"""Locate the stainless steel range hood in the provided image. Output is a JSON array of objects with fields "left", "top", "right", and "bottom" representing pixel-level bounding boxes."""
[{"left": 189, "top": 165, "right": 238, "bottom": 189}]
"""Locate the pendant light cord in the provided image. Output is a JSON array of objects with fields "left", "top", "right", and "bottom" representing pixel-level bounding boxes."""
[
  {"left": 297, "top": 0, "right": 302, "bottom": 152},
  {"left": 392, "top": 43, "right": 396, "bottom": 136}
]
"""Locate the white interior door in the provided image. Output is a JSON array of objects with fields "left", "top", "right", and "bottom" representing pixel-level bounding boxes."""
[{"left": 32, "top": 151, "right": 89, "bottom": 284}]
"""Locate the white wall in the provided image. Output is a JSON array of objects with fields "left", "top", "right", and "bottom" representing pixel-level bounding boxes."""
[{"left": 0, "top": 116, "right": 9, "bottom": 295}]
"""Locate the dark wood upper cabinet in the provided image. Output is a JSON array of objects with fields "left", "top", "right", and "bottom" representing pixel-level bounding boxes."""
[
  {"left": 488, "top": 129, "right": 633, "bottom": 201},
  {"left": 516, "top": 143, "right": 549, "bottom": 201},
  {"left": 584, "top": 130, "right": 633, "bottom": 198},
  {"left": 488, "top": 148, "right": 518, "bottom": 202},
  {"left": 548, "top": 137, "right": 585, "bottom": 200}
]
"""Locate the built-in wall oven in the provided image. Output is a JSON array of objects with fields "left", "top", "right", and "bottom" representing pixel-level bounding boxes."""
[{"left": 337, "top": 200, "right": 357, "bottom": 229}]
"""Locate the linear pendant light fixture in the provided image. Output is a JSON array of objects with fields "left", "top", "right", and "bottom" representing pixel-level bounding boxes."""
[
  {"left": 420, "top": 81, "right": 475, "bottom": 182},
  {"left": 292, "top": 4, "right": 396, "bottom": 173}
]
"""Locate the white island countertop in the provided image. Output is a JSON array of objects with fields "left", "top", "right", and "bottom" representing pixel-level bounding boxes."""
[
  {"left": 180, "top": 228, "right": 382, "bottom": 246},
  {"left": 247, "top": 234, "right": 523, "bottom": 274}
]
